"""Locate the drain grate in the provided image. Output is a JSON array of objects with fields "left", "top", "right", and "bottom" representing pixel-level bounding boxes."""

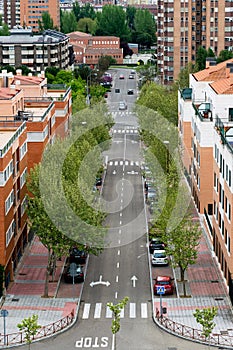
[
  {"left": 215, "top": 297, "right": 224, "bottom": 301},
  {"left": 211, "top": 280, "right": 219, "bottom": 283},
  {"left": 12, "top": 298, "right": 19, "bottom": 302}
]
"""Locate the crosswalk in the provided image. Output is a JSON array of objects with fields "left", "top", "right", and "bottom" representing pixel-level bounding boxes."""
[
  {"left": 108, "top": 160, "right": 141, "bottom": 167},
  {"left": 80, "top": 302, "right": 149, "bottom": 320},
  {"left": 111, "top": 111, "right": 134, "bottom": 116},
  {"left": 112, "top": 129, "right": 138, "bottom": 134}
]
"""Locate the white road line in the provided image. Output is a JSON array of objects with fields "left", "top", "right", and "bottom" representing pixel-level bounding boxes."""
[
  {"left": 119, "top": 229, "right": 122, "bottom": 234},
  {"left": 135, "top": 161, "right": 139, "bottom": 166},
  {"left": 94, "top": 303, "right": 102, "bottom": 319},
  {"left": 118, "top": 250, "right": 120, "bottom": 255},
  {"left": 114, "top": 161, "right": 118, "bottom": 166},
  {"left": 125, "top": 161, "right": 129, "bottom": 165},
  {"left": 121, "top": 193, "right": 123, "bottom": 197},
  {"left": 118, "top": 239, "right": 121, "bottom": 244},
  {"left": 106, "top": 305, "right": 113, "bottom": 318},
  {"left": 116, "top": 275, "right": 119, "bottom": 282},
  {"left": 130, "top": 161, "right": 134, "bottom": 166},
  {"left": 117, "top": 262, "right": 120, "bottom": 268},
  {"left": 120, "top": 212, "right": 122, "bottom": 217},
  {"left": 121, "top": 199, "right": 123, "bottom": 203},
  {"left": 82, "top": 303, "right": 91, "bottom": 319},
  {"left": 109, "top": 161, "right": 113, "bottom": 166},
  {"left": 129, "top": 303, "right": 136, "bottom": 318},
  {"left": 120, "top": 160, "right": 123, "bottom": 165},
  {"left": 119, "top": 220, "right": 122, "bottom": 225},
  {"left": 115, "top": 292, "right": 118, "bottom": 299},
  {"left": 120, "top": 308, "right": 124, "bottom": 318},
  {"left": 120, "top": 206, "right": 123, "bottom": 210},
  {"left": 141, "top": 303, "right": 148, "bottom": 318}
]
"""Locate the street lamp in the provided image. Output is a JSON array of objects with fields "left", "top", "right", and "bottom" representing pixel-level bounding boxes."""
[
  {"left": 86, "top": 72, "right": 92, "bottom": 106},
  {"left": 163, "top": 140, "right": 170, "bottom": 173}
]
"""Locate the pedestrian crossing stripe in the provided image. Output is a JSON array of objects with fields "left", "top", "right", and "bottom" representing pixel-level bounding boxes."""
[
  {"left": 81, "top": 302, "right": 149, "bottom": 320},
  {"left": 113, "top": 129, "right": 138, "bottom": 134},
  {"left": 108, "top": 160, "right": 142, "bottom": 167}
]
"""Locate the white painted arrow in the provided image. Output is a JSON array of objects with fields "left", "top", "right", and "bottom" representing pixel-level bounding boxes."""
[
  {"left": 113, "top": 140, "right": 123, "bottom": 144},
  {"left": 90, "top": 275, "right": 110, "bottom": 288},
  {"left": 131, "top": 275, "right": 138, "bottom": 288}
]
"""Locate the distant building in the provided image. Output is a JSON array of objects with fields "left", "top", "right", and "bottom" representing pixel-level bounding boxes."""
[
  {"left": 4, "top": 0, "right": 60, "bottom": 31},
  {"left": 67, "top": 31, "right": 123, "bottom": 65},
  {"left": 0, "top": 28, "right": 74, "bottom": 73}
]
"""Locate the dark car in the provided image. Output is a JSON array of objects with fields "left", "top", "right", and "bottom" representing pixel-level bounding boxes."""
[
  {"left": 149, "top": 238, "right": 165, "bottom": 254},
  {"left": 69, "top": 247, "right": 87, "bottom": 264},
  {"left": 115, "top": 88, "right": 120, "bottom": 93},
  {"left": 154, "top": 276, "right": 174, "bottom": 295},
  {"left": 127, "top": 89, "right": 134, "bottom": 95},
  {"left": 64, "top": 263, "right": 84, "bottom": 283}
]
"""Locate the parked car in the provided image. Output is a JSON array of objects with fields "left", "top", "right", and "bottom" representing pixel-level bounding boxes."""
[
  {"left": 64, "top": 262, "right": 84, "bottom": 283},
  {"left": 129, "top": 74, "right": 134, "bottom": 79},
  {"left": 131, "top": 69, "right": 136, "bottom": 74},
  {"left": 152, "top": 250, "right": 168, "bottom": 266},
  {"left": 149, "top": 238, "right": 165, "bottom": 254},
  {"left": 127, "top": 89, "right": 134, "bottom": 95},
  {"left": 154, "top": 276, "right": 174, "bottom": 295},
  {"left": 115, "top": 88, "right": 120, "bottom": 93},
  {"left": 119, "top": 101, "right": 127, "bottom": 110},
  {"left": 69, "top": 247, "right": 87, "bottom": 264},
  {"left": 119, "top": 74, "right": 125, "bottom": 79}
]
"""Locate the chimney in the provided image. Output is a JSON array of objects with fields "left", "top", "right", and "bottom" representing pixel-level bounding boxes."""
[
  {"left": 16, "top": 69, "right": 22, "bottom": 76},
  {"left": 40, "top": 71, "right": 45, "bottom": 78},
  {"left": 206, "top": 57, "right": 216, "bottom": 68},
  {"left": 10, "top": 84, "right": 16, "bottom": 93},
  {"left": 15, "top": 80, "right": 21, "bottom": 87},
  {"left": 28, "top": 73, "right": 32, "bottom": 77},
  {"left": 226, "top": 62, "right": 233, "bottom": 78}
]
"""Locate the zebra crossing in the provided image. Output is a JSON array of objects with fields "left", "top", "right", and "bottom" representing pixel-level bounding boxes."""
[
  {"left": 112, "top": 111, "right": 134, "bottom": 116},
  {"left": 112, "top": 129, "right": 138, "bottom": 134},
  {"left": 80, "top": 302, "right": 149, "bottom": 320},
  {"left": 108, "top": 160, "right": 141, "bottom": 167}
]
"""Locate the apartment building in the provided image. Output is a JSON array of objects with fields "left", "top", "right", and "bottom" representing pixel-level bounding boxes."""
[
  {"left": 0, "top": 28, "right": 73, "bottom": 73},
  {"left": 157, "top": 0, "right": 233, "bottom": 84},
  {"left": 4, "top": 0, "right": 60, "bottom": 31},
  {"left": 0, "top": 70, "right": 72, "bottom": 290},
  {"left": 178, "top": 58, "right": 233, "bottom": 302},
  {"left": 68, "top": 31, "right": 124, "bottom": 65},
  {"left": 0, "top": 121, "right": 28, "bottom": 288}
]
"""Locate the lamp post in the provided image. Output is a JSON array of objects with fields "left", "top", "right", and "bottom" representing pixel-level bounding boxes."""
[{"left": 86, "top": 72, "right": 92, "bottom": 106}]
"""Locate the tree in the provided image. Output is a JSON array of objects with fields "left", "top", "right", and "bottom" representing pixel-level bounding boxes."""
[
  {"left": 61, "top": 11, "right": 77, "bottom": 34},
  {"left": 77, "top": 18, "right": 97, "bottom": 35},
  {"left": 126, "top": 5, "right": 136, "bottom": 30},
  {"left": 96, "top": 5, "right": 130, "bottom": 42},
  {"left": 98, "top": 55, "right": 116, "bottom": 72},
  {"left": 134, "top": 9, "right": 156, "bottom": 48},
  {"left": 107, "top": 297, "right": 129, "bottom": 348},
  {"left": 217, "top": 49, "right": 233, "bottom": 63},
  {"left": 193, "top": 307, "right": 218, "bottom": 340},
  {"left": 80, "top": 3, "right": 96, "bottom": 20},
  {"left": 165, "top": 220, "right": 202, "bottom": 296},
  {"left": 196, "top": 46, "right": 208, "bottom": 70},
  {"left": 0, "top": 23, "right": 10, "bottom": 36},
  {"left": 176, "top": 62, "right": 199, "bottom": 89},
  {"left": 16, "top": 65, "right": 32, "bottom": 75},
  {"left": 38, "top": 12, "right": 54, "bottom": 32},
  {"left": 73, "top": 1, "right": 81, "bottom": 22},
  {"left": 17, "top": 314, "right": 41, "bottom": 350}
]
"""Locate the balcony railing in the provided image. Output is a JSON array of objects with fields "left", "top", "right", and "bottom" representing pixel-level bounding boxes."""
[
  {"left": 215, "top": 115, "right": 233, "bottom": 154},
  {"left": 192, "top": 103, "right": 213, "bottom": 122}
]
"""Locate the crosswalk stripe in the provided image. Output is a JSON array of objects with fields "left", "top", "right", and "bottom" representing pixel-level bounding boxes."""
[
  {"left": 114, "top": 161, "right": 118, "bottom": 166},
  {"left": 82, "top": 303, "right": 91, "bottom": 319},
  {"left": 109, "top": 161, "right": 113, "bottom": 166},
  {"left": 106, "top": 306, "right": 112, "bottom": 318},
  {"left": 94, "top": 303, "right": 102, "bottom": 319},
  {"left": 120, "top": 161, "right": 123, "bottom": 165},
  {"left": 141, "top": 303, "right": 148, "bottom": 318},
  {"left": 125, "top": 161, "right": 129, "bottom": 165},
  {"left": 129, "top": 303, "right": 136, "bottom": 318}
]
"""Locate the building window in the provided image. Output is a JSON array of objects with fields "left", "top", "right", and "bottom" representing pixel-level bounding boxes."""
[
  {"left": 6, "top": 220, "right": 15, "bottom": 247},
  {"left": 5, "top": 190, "right": 14, "bottom": 215},
  {"left": 20, "top": 168, "right": 27, "bottom": 188},
  {"left": 21, "top": 196, "right": 27, "bottom": 217},
  {"left": 20, "top": 141, "right": 27, "bottom": 160}
]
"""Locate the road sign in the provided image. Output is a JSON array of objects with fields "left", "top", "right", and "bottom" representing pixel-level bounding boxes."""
[
  {"left": 0, "top": 310, "right": 8, "bottom": 317},
  {"left": 156, "top": 286, "right": 165, "bottom": 295}
]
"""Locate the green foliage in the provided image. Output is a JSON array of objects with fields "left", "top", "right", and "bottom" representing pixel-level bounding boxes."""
[
  {"left": 16, "top": 65, "right": 32, "bottom": 75},
  {"left": 0, "top": 23, "right": 10, "bottom": 36},
  {"left": 107, "top": 297, "right": 129, "bottom": 334},
  {"left": 134, "top": 9, "right": 156, "bottom": 48},
  {"left": 0, "top": 265, "right": 4, "bottom": 297},
  {"left": 126, "top": 6, "right": 136, "bottom": 30},
  {"left": 98, "top": 55, "right": 116, "bottom": 72},
  {"left": 217, "top": 50, "right": 233, "bottom": 63},
  {"left": 196, "top": 46, "right": 208, "bottom": 70},
  {"left": 61, "top": 11, "right": 77, "bottom": 34},
  {"left": 72, "top": 2, "right": 96, "bottom": 22},
  {"left": 38, "top": 12, "right": 54, "bottom": 32},
  {"left": 17, "top": 314, "right": 41, "bottom": 349},
  {"left": 96, "top": 5, "right": 130, "bottom": 42},
  {"left": 77, "top": 18, "right": 97, "bottom": 34},
  {"left": 193, "top": 307, "right": 218, "bottom": 339},
  {"left": 176, "top": 62, "right": 199, "bottom": 89}
]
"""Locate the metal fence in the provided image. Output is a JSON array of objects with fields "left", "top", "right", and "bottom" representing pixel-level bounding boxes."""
[
  {"left": 155, "top": 309, "right": 233, "bottom": 348},
  {"left": 0, "top": 310, "right": 74, "bottom": 347}
]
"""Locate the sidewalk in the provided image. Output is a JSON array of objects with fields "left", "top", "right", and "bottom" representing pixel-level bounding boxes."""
[{"left": 1, "top": 236, "right": 78, "bottom": 335}]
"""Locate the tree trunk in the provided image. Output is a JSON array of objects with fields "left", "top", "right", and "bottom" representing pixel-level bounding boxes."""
[
  {"left": 180, "top": 266, "right": 187, "bottom": 297},
  {"left": 43, "top": 250, "right": 52, "bottom": 297}
]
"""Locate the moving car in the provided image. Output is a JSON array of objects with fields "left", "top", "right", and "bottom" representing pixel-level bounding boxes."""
[
  {"left": 115, "top": 88, "right": 120, "bottom": 93},
  {"left": 69, "top": 247, "right": 87, "bottom": 264},
  {"left": 119, "top": 74, "right": 124, "bottom": 79},
  {"left": 127, "top": 89, "right": 134, "bottom": 95},
  {"left": 149, "top": 238, "right": 165, "bottom": 254},
  {"left": 64, "top": 263, "right": 84, "bottom": 283},
  {"left": 129, "top": 74, "right": 134, "bottom": 79},
  {"left": 152, "top": 250, "right": 168, "bottom": 266},
  {"left": 154, "top": 276, "right": 174, "bottom": 295},
  {"left": 131, "top": 69, "right": 136, "bottom": 74},
  {"left": 119, "top": 101, "right": 127, "bottom": 110}
]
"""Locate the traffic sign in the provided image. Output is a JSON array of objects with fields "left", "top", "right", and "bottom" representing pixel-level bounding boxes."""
[
  {"left": 156, "top": 286, "right": 165, "bottom": 295},
  {"left": 0, "top": 310, "right": 8, "bottom": 317}
]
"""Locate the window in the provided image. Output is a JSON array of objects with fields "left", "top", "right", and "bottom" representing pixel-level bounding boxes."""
[
  {"left": 20, "top": 141, "right": 27, "bottom": 160},
  {"left": 5, "top": 190, "right": 14, "bottom": 214},
  {"left": 6, "top": 220, "right": 15, "bottom": 247},
  {"left": 20, "top": 168, "right": 27, "bottom": 188},
  {"left": 229, "top": 108, "right": 233, "bottom": 122},
  {"left": 21, "top": 196, "right": 27, "bottom": 217}
]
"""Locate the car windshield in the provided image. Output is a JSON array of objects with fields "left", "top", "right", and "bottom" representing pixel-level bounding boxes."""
[
  {"left": 156, "top": 281, "right": 170, "bottom": 285},
  {"left": 154, "top": 252, "right": 166, "bottom": 258}
]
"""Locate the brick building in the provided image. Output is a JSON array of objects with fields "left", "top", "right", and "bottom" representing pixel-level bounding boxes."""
[
  {"left": 157, "top": 1, "right": 233, "bottom": 84},
  {"left": 67, "top": 31, "right": 123, "bottom": 65},
  {"left": 0, "top": 69, "right": 72, "bottom": 290},
  {"left": 178, "top": 58, "right": 233, "bottom": 301}
]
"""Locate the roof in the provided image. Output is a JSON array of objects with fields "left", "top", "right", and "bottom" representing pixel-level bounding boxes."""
[
  {"left": 0, "top": 130, "right": 15, "bottom": 149},
  {"left": 193, "top": 58, "right": 233, "bottom": 82},
  {"left": 85, "top": 48, "right": 122, "bottom": 54},
  {"left": 210, "top": 77, "right": 233, "bottom": 94},
  {"left": 0, "top": 29, "right": 68, "bottom": 45},
  {"left": 12, "top": 75, "right": 44, "bottom": 86},
  {"left": 67, "top": 31, "right": 92, "bottom": 38},
  {"left": 0, "top": 87, "right": 20, "bottom": 99},
  {"left": 67, "top": 32, "right": 119, "bottom": 41}
]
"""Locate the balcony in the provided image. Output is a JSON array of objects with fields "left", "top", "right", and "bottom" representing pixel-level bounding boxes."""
[
  {"left": 180, "top": 88, "right": 192, "bottom": 100},
  {"left": 192, "top": 102, "right": 213, "bottom": 122},
  {"left": 215, "top": 115, "right": 233, "bottom": 154}
]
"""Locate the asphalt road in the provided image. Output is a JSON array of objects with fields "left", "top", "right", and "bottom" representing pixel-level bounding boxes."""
[{"left": 18, "top": 69, "right": 210, "bottom": 350}]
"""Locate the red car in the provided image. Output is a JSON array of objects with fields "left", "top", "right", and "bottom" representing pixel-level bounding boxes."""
[{"left": 154, "top": 276, "right": 174, "bottom": 295}]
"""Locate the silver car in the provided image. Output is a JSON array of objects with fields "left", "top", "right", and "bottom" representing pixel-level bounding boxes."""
[{"left": 119, "top": 101, "right": 127, "bottom": 110}]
